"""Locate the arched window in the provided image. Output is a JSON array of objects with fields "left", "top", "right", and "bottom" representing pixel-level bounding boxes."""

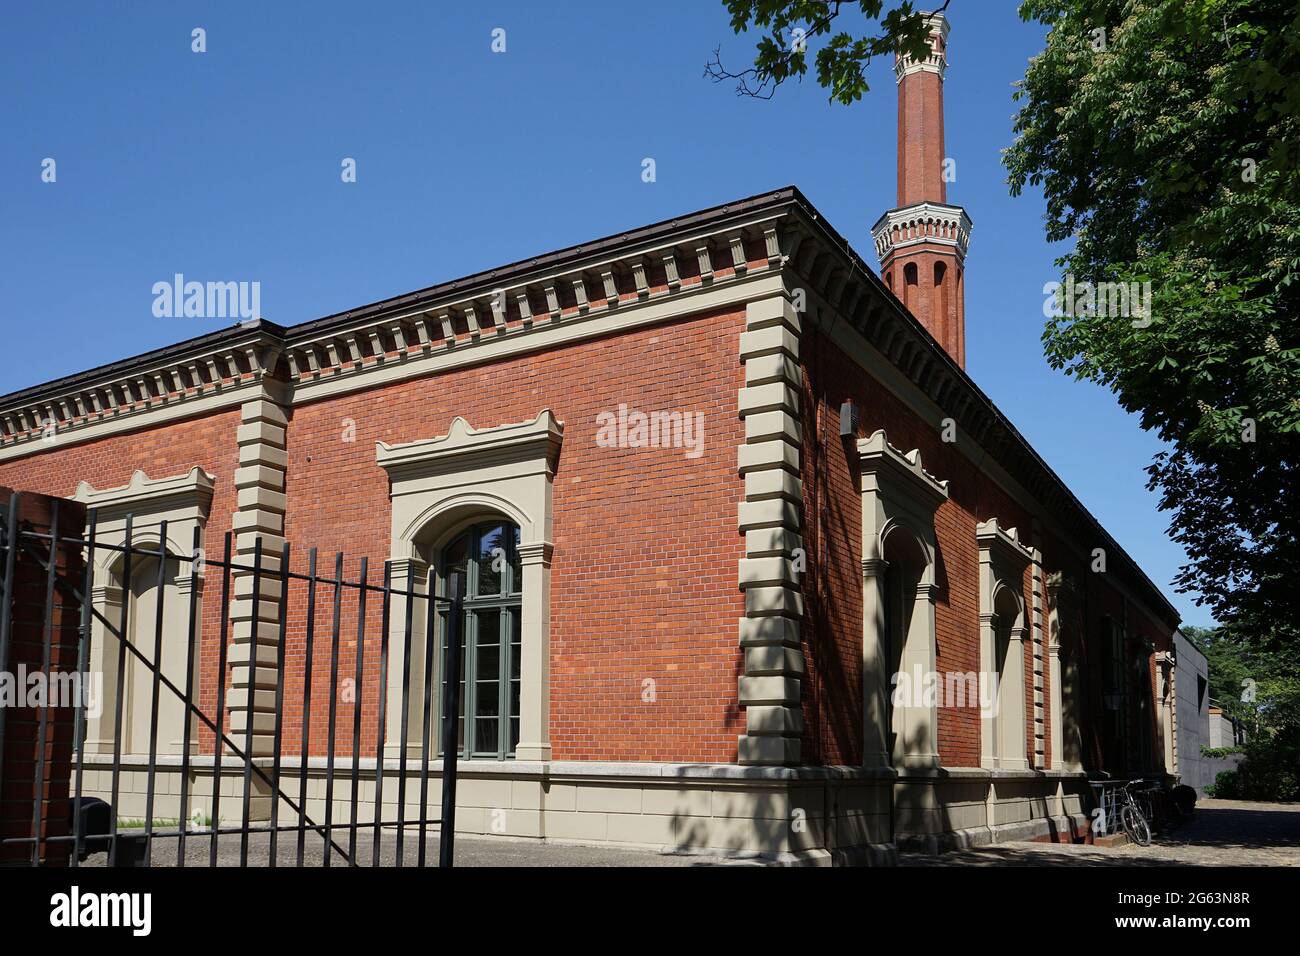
[
  {"left": 977, "top": 519, "right": 1032, "bottom": 771},
  {"left": 882, "top": 527, "right": 927, "bottom": 765},
  {"left": 89, "top": 544, "right": 200, "bottom": 757},
  {"left": 437, "top": 521, "right": 522, "bottom": 759},
  {"left": 858, "top": 431, "right": 948, "bottom": 770},
  {"left": 990, "top": 583, "right": 1026, "bottom": 768},
  {"left": 75, "top": 468, "right": 214, "bottom": 759},
  {"left": 903, "top": 262, "right": 919, "bottom": 313}
]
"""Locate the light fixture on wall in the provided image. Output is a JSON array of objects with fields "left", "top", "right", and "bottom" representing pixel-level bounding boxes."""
[{"left": 839, "top": 400, "right": 858, "bottom": 438}]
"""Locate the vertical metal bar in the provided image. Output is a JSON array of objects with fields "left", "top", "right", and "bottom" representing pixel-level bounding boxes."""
[
  {"left": 439, "top": 577, "right": 464, "bottom": 868},
  {"left": 238, "top": 536, "right": 263, "bottom": 867},
  {"left": 348, "top": 556, "right": 368, "bottom": 866},
  {"left": 177, "top": 524, "right": 201, "bottom": 866},
  {"left": 268, "top": 541, "right": 291, "bottom": 868},
  {"left": 107, "top": 514, "right": 133, "bottom": 868},
  {"left": 70, "top": 510, "right": 98, "bottom": 869},
  {"left": 30, "top": 499, "right": 60, "bottom": 866},
  {"left": 209, "top": 532, "right": 233, "bottom": 867},
  {"left": 371, "top": 561, "right": 391, "bottom": 867},
  {"left": 394, "top": 572, "right": 415, "bottom": 868},
  {"left": 417, "top": 579, "right": 436, "bottom": 868},
  {"left": 0, "top": 493, "right": 20, "bottom": 804},
  {"left": 296, "top": 548, "right": 318, "bottom": 867},
  {"left": 142, "top": 519, "right": 168, "bottom": 866},
  {"left": 322, "top": 551, "right": 343, "bottom": 867}
]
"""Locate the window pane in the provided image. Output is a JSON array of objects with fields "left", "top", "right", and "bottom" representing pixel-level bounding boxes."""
[
  {"left": 475, "top": 718, "right": 498, "bottom": 755},
  {"left": 441, "top": 532, "right": 469, "bottom": 599},
  {"left": 475, "top": 524, "right": 508, "bottom": 596},
  {"left": 508, "top": 525, "right": 522, "bottom": 594},
  {"left": 439, "top": 612, "right": 467, "bottom": 756}
]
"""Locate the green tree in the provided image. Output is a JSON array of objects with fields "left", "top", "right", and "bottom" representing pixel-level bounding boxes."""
[
  {"left": 1002, "top": 0, "right": 1300, "bottom": 647},
  {"left": 1188, "top": 624, "right": 1300, "bottom": 800},
  {"left": 713, "top": 0, "right": 1300, "bottom": 643}
]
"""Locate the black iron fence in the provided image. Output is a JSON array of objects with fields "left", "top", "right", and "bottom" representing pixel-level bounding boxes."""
[{"left": 0, "top": 492, "right": 464, "bottom": 867}]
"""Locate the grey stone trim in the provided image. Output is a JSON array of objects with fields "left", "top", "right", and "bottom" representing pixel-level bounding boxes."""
[
  {"left": 1030, "top": 519, "right": 1047, "bottom": 769},
  {"left": 736, "top": 291, "right": 806, "bottom": 766},
  {"left": 227, "top": 378, "right": 292, "bottom": 756}
]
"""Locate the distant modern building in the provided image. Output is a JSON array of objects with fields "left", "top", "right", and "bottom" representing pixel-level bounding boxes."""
[
  {"left": 1169, "top": 630, "right": 1210, "bottom": 790},
  {"left": 1209, "top": 708, "right": 1246, "bottom": 749}
]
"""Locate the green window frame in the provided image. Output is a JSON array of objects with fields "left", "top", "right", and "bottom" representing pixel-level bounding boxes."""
[{"left": 436, "top": 521, "right": 522, "bottom": 760}]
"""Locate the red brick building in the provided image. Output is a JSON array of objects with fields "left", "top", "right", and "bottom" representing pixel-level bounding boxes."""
[{"left": 0, "top": 14, "right": 1179, "bottom": 862}]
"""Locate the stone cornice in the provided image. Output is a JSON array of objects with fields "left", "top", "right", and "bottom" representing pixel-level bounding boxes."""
[
  {"left": 871, "top": 202, "right": 972, "bottom": 263},
  {"left": 376, "top": 410, "right": 564, "bottom": 483},
  {"left": 0, "top": 322, "right": 283, "bottom": 454},
  {"left": 976, "top": 517, "right": 1033, "bottom": 570},
  {"left": 857, "top": 429, "right": 949, "bottom": 511},
  {"left": 74, "top": 466, "right": 216, "bottom": 514}
]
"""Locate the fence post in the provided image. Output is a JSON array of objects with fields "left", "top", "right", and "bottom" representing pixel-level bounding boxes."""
[{"left": 438, "top": 576, "right": 463, "bottom": 868}]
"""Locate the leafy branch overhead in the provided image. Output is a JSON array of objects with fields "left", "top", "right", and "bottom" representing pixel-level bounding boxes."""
[
  {"left": 1003, "top": 0, "right": 1300, "bottom": 642},
  {"left": 706, "top": 0, "right": 951, "bottom": 103}
]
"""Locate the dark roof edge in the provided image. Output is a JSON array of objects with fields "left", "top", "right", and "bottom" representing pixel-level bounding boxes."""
[
  {"left": 0, "top": 320, "right": 288, "bottom": 409},
  {"left": 289, "top": 186, "right": 803, "bottom": 342},
  {"left": 782, "top": 192, "right": 1180, "bottom": 629},
  {"left": 0, "top": 187, "right": 802, "bottom": 409}
]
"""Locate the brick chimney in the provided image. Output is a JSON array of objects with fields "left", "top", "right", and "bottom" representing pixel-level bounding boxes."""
[{"left": 871, "top": 13, "right": 972, "bottom": 368}]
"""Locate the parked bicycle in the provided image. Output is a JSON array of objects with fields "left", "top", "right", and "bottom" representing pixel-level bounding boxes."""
[{"left": 1118, "top": 779, "right": 1154, "bottom": 846}]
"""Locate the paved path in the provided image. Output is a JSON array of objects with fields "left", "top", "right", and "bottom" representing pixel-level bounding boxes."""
[
  {"left": 82, "top": 829, "right": 710, "bottom": 867},
  {"left": 81, "top": 799, "right": 1297, "bottom": 867},
  {"left": 901, "top": 799, "right": 1300, "bottom": 867}
]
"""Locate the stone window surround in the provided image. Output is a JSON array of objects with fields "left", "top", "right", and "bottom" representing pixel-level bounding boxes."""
[
  {"left": 976, "top": 518, "right": 1032, "bottom": 772},
  {"left": 376, "top": 410, "right": 561, "bottom": 763},
  {"left": 858, "top": 430, "right": 948, "bottom": 771},
  {"left": 73, "top": 467, "right": 214, "bottom": 756}
]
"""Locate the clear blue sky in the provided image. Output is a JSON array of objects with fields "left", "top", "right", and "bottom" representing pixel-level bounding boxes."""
[{"left": 0, "top": 1, "right": 1211, "bottom": 626}]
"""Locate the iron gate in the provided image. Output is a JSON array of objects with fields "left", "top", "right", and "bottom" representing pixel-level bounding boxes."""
[{"left": 0, "top": 492, "right": 465, "bottom": 867}]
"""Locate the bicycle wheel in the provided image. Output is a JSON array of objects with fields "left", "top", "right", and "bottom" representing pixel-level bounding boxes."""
[{"left": 1121, "top": 804, "right": 1151, "bottom": 846}]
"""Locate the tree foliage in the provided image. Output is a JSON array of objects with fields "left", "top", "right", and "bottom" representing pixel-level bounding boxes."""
[
  {"left": 1002, "top": 0, "right": 1300, "bottom": 643},
  {"left": 1187, "top": 625, "right": 1300, "bottom": 800},
  {"left": 712, "top": 0, "right": 1300, "bottom": 646},
  {"left": 706, "top": 0, "right": 947, "bottom": 103}
]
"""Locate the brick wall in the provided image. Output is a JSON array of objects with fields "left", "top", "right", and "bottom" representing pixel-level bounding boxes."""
[
  {"left": 0, "top": 411, "right": 241, "bottom": 754},
  {"left": 802, "top": 323, "right": 1173, "bottom": 771},
  {"left": 0, "top": 307, "right": 748, "bottom": 764},
  {"left": 278, "top": 306, "right": 747, "bottom": 762},
  {"left": 0, "top": 490, "right": 86, "bottom": 865}
]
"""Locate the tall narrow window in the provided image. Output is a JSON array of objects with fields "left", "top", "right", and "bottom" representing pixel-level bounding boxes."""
[
  {"left": 903, "top": 262, "right": 919, "bottom": 313},
  {"left": 1101, "top": 618, "right": 1128, "bottom": 773},
  {"left": 437, "top": 521, "right": 523, "bottom": 759}
]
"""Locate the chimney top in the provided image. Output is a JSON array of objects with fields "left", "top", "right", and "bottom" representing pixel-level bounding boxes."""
[
  {"left": 894, "top": 13, "right": 950, "bottom": 84},
  {"left": 871, "top": 12, "right": 971, "bottom": 368}
]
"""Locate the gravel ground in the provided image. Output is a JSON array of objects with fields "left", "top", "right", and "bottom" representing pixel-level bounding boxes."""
[{"left": 901, "top": 799, "right": 1300, "bottom": 867}]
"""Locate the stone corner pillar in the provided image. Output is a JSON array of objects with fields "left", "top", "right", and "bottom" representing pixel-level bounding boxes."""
[
  {"left": 736, "top": 291, "right": 805, "bottom": 766},
  {"left": 226, "top": 385, "right": 290, "bottom": 758}
]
